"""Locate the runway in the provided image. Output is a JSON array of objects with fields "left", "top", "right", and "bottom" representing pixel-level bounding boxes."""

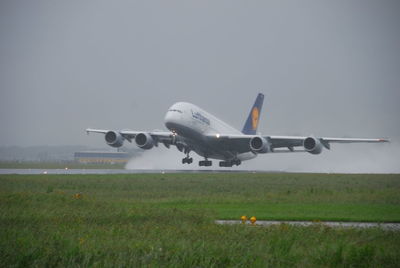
[
  {"left": 0, "top": 168, "right": 269, "bottom": 175},
  {"left": 0, "top": 169, "right": 190, "bottom": 175},
  {"left": 215, "top": 220, "right": 400, "bottom": 231}
]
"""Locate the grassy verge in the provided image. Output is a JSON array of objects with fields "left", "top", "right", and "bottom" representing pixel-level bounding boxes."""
[{"left": 1, "top": 173, "right": 400, "bottom": 267}]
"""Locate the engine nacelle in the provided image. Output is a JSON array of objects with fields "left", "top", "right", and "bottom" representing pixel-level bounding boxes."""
[
  {"left": 303, "top": 136, "right": 323, "bottom": 154},
  {"left": 249, "top": 136, "right": 270, "bottom": 153},
  {"left": 105, "top": 131, "right": 124, "bottom": 148},
  {"left": 135, "top": 132, "right": 155, "bottom": 150}
]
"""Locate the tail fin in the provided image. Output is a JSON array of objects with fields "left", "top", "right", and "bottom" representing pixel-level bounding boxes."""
[{"left": 242, "top": 93, "right": 264, "bottom": 135}]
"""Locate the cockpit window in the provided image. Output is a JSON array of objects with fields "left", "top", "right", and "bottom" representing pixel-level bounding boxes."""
[{"left": 168, "top": 109, "right": 183, "bottom": 113}]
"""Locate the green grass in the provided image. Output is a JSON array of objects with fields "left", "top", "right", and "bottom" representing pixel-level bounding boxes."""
[
  {"left": 1, "top": 173, "right": 400, "bottom": 267},
  {"left": 2, "top": 173, "right": 397, "bottom": 222}
]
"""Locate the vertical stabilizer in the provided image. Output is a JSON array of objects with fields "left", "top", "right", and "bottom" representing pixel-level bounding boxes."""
[{"left": 242, "top": 93, "right": 264, "bottom": 135}]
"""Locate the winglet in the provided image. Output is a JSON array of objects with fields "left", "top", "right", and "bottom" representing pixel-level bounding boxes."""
[{"left": 242, "top": 93, "right": 264, "bottom": 135}]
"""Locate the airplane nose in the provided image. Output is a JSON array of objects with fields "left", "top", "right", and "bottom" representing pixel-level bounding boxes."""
[
  {"left": 164, "top": 111, "right": 173, "bottom": 123},
  {"left": 164, "top": 110, "right": 179, "bottom": 125},
  {"left": 164, "top": 109, "right": 184, "bottom": 132}
]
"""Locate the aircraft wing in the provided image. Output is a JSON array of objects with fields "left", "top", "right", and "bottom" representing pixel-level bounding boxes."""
[
  {"left": 205, "top": 134, "right": 305, "bottom": 153},
  {"left": 206, "top": 134, "right": 388, "bottom": 153},
  {"left": 86, "top": 128, "right": 175, "bottom": 144},
  {"left": 268, "top": 136, "right": 389, "bottom": 150}
]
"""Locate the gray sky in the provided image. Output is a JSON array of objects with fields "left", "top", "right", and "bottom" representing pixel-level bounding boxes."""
[{"left": 1, "top": 1, "right": 399, "bottom": 171}]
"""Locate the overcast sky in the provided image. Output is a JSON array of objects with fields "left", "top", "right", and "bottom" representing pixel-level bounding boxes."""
[{"left": 0, "top": 1, "right": 399, "bottom": 171}]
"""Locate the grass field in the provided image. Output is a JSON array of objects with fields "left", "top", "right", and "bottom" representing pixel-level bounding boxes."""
[{"left": 1, "top": 173, "right": 400, "bottom": 267}]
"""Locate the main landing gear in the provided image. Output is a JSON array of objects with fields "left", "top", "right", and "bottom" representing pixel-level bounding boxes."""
[
  {"left": 219, "top": 159, "right": 241, "bottom": 167},
  {"left": 182, "top": 156, "right": 193, "bottom": 164},
  {"left": 199, "top": 159, "right": 212, "bottom": 167}
]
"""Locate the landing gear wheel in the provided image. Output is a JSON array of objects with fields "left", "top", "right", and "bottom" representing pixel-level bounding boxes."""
[
  {"left": 199, "top": 160, "right": 212, "bottom": 167},
  {"left": 182, "top": 157, "right": 193, "bottom": 164},
  {"left": 219, "top": 161, "right": 230, "bottom": 167},
  {"left": 219, "top": 159, "right": 241, "bottom": 167},
  {"left": 234, "top": 160, "right": 241, "bottom": 166}
]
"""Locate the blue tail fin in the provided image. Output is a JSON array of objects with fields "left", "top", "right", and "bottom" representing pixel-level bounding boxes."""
[{"left": 242, "top": 93, "right": 264, "bottom": 135}]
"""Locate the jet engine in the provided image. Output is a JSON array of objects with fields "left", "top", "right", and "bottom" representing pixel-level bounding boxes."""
[
  {"left": 105, "top": 131, "right": 124, "bottom": 148},
  {"left": 249, "top": 136, "right": 270, "bottom": 153},
  {"left": 135, "top": 133, "right": 155, "bottom": 149},
  {"left": 303, "top": 136, "right": 323, "bottom": 154}
]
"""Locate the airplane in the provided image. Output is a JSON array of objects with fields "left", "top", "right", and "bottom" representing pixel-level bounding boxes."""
[{"left": 86, "top": 93, "right": 389, "bottom": 167}]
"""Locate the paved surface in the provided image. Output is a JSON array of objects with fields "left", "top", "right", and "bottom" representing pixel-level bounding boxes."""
[
  {"left": 0, "top": 169, "right": 154, "bottom": 175},
  {"left": 215, "top": 220, "right": 400, "bottom": 231}
]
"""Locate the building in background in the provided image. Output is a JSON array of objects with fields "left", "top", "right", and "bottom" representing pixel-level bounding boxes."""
[
  {"left": 74, "top": 151, "right": 133, "bottom": 164},
  {"left": 0, "top": 146, "right": 141, "bottom": 163}
]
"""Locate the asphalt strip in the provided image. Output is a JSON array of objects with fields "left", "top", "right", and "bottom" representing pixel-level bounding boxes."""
[
  {"left": 215, "top": 220, "right": 400, "bottom": 231},
  {"left": 0, "top": 169, "right": 272, "bottom": 175}
]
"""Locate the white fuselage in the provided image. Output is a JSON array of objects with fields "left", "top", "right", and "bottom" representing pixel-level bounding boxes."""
[{"left": 164, "top": 102, "right": 256, "bottom": 161}]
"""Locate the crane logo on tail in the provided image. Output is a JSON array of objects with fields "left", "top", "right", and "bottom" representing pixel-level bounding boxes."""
[
  {"left": 252, "top": 107, "right": 259, "bottom": 130},
  {"left": 241, "top": 93, "right": 264, "bottom": 135}
]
